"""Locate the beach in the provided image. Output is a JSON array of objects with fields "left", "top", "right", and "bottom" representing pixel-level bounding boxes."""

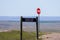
[{"left": 39, "top": 32, "right": 60, "bottom": 40}]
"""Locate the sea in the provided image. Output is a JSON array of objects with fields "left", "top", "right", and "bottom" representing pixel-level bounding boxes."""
[{"left": 0, "top": 21, "right": 60, "bottom": 32}]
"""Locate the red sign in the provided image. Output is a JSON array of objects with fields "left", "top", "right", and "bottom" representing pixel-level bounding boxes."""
[{"left": 37, "top": 8, "right": 41, "bottom": 15}]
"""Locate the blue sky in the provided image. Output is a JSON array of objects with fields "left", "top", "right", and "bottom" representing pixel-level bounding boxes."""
[{"left": 0, "top": 0, "right": 60, "bottom": 16}]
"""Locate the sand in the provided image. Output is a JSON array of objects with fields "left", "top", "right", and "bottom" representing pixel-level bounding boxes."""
[{"left": 39, "top": 33, "right": 60, "bottom": 40}]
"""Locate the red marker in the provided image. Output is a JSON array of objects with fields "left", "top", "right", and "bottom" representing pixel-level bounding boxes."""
[{"left": 37, "top": 8, "right": 41, "bottom": 15}]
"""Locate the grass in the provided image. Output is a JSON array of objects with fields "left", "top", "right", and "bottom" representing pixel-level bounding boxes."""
[
  {"left": 0, "top": 30, "right": 43, "bottom": 40},
  {"left": 0, "top": 30, "right": 20, "bottom": 40}
]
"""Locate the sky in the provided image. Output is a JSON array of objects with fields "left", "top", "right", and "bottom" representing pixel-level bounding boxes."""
[{"left": 0, "top": 0, "right": 60, "bottom": 16}]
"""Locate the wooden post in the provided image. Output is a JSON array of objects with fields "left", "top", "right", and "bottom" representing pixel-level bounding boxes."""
[
  {"left": 36, "top": 17, "right": 39, "bottom": 40},
  {"left": 20, "top": 16, "right": 22, "bottom": 40}
]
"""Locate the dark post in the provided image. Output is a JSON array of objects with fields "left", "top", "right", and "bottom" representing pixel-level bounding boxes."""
[
  {"left": 20, "top": 16, "right": 22, "bottom": 40},
  {"left": 36, "top": 17, "right": 38, "bottom": 40}
]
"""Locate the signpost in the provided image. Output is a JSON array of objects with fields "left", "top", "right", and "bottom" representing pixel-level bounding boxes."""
[
  {"left": 37, "top": 8, "right": 41, "bottom": 15},
  {"left": 37, "top": 8, "right": 41, "bottom": 40},
  {"left": 22, "top": 18, "right": 37, "bottom": 22},
  {"left": 20, "top": 8, "right": 41, "bottom": 40},
  {"left": 20, "top": 16, "right": 38, "bottom": 40}
]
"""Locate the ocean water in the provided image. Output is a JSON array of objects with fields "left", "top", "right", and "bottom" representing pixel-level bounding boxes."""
[
  {"left": 40, "top": 22, "right": 60, "bottom": 32},
  {"left": 0, "top": 21, "right": 60, "bottom": 32},
  {"left": 23, "top": 22, "right": 60, "bottom": 32},
  {"left": 0, "top": 21, "right": 20, "bottom": 31}
]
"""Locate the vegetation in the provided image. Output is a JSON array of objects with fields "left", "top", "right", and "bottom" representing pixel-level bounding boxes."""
[
  {"left": 0, "top": 30, "right": 44, "bottom": 40},
  {"left": 0, "top": 30, "right": 20, "bottom": 40}
]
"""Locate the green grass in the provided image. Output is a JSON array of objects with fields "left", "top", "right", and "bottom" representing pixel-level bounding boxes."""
[
  {"left": 0, "top": 30, "right": 43, "bottom": 40},
  {"left": 0, "top": 30, "right": 20, "bottom": 40}
]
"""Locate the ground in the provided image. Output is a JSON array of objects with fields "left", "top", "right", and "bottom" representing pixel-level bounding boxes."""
[
  {"left": 1, "top": 30, "right": 60, "bottom": 40},
  {"left": 40, "top": 32, "right": 60, "bottom": 40}
]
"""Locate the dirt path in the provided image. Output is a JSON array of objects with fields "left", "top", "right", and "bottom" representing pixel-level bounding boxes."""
[{"left": 39, "top": 33, "right": 60, "bottom": 40}]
